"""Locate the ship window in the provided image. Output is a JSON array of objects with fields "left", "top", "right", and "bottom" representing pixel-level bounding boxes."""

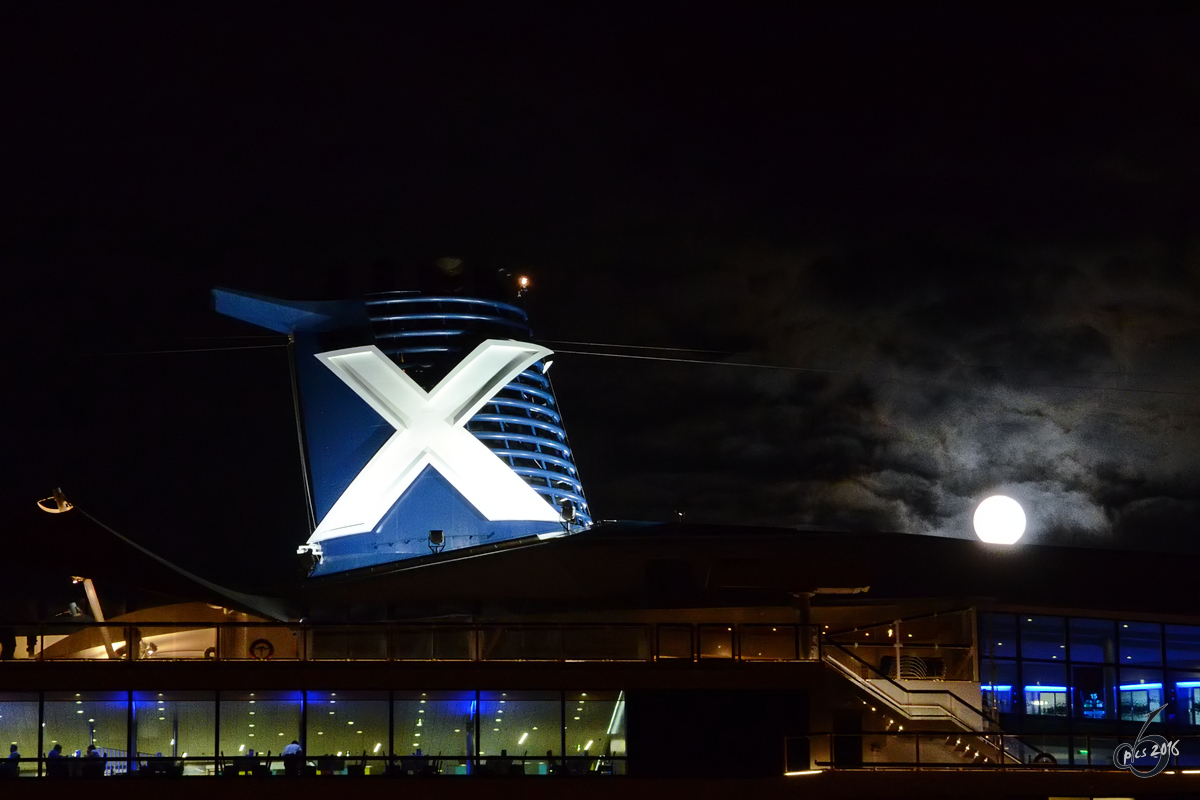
[
  {"left": 393, "top": 691, "right": 476, "bottom": 773},
  {"left": 133, "top": 690, "right": 215, "bottom": 770},
  {"left": 1020, "top": 616, "right": 1065, "bottom": 660},
  {"left": 1069, "top": 618, "right": 1115, "bottom": 664},
  {"left": 0, "top": 692, "right": 38, "bottom": 777},
  {"left": 565, "top": 691, "right": 625, "bottom": 774},
  {"left": 43, "top": 691, "right": 129, "bottom": 769},
  {"left": 980, "top": 662, "right": 1016, "bottom": 714},
  {"left": 980, "top": 613, "right": 1017, "bottom": 659},
  {"left": 1166, "top": 625, "right": 1200, "bottom": 669},
  {"left": 305, "top": 691, "right": 387, "bottom": 770},
  {"left": 1023, "top": 663, "right": 1068, "bottom": 717},
  {"left": 1119, "top": 622, "right": 1162, "bottom": 667},
  {"left": 479, "top": 691, "right": 561, "bottom": 771},
  {"left": 1170, "top": 671, "right": 1200, "bottom": 727},
  {"left": 1117, "top": 668, "right": 1164, "bottom": 721},
  {"left": 218, "top": 691, "right": 300, "bottom": 762}
]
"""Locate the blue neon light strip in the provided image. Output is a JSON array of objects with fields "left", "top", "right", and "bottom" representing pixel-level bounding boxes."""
[
  {"left": 1118, "top": 683, "right": 1163, "bottom": 691},
  {"left": 981, "top": 685, "right": 1012, "bottom": 691},
  {"left": 1177, "top": 681, "right": 1200, "bottom": 688},
  {"left": 1024, "top": 686, "right": 1068, "bottom": 692}
]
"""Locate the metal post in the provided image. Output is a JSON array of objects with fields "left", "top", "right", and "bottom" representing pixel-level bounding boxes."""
[
  {"left": 214, "top": 692, "right": 221, "bottom": 776},
  {"left": 300, "top": 690, "right": 307, "bottom": 760},
  {"left": 894, "top": 619, "right": 902, "bottom": 680},
  {"left": 36, "top": 691, "right": 44, "bottom": 777},
  {"left": 126, "top": 690, "right": 133, "bottom": 775},
  {"left": 561, "top": 691, "right": 567, "bottom": 767}
]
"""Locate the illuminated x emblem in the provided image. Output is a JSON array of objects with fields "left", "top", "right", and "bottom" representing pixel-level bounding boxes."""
[{"left": 307, "top": 340, "right": 561, "bottom": 544}]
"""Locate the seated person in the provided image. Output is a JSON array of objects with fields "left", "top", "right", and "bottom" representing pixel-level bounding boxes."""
[
  {"left": 46, "top": 744, "right": 67, "bottom": 778},
  {"left": 83, "top": 745, "right": 106, "bottom": 777}
]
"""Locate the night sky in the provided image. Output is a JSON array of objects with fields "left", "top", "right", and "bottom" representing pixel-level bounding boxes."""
[{"left": 5, "top": 6, "right": 1199, "bottom": 592}]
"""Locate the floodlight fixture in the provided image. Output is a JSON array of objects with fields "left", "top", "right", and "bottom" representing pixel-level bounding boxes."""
[{"left": 37, "top": 488, "right": 74, "bottom": 514}]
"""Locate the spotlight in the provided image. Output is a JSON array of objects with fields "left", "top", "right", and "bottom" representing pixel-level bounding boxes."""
[
  {"left": 428, "top": 530, "right": 446, "bottom": 554},
  {"left": 38, "top": 488, "right": 74, "bottom": 514}
]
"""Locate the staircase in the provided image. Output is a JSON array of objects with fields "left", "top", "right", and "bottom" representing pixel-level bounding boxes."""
[{"left": 821, "top": 636, "right": 1042, "bottom": 765}]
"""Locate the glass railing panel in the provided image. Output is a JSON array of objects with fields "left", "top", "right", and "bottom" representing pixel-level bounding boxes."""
[
  {"left": 37, "top": 625, "right": 128, "bottom": 660},
  {"left": 697, "top": 625, "right": 734, "bottom": 659},
  {"left": 219, "top": 626, "right": 302, "bottom": 661},
  {"left": 306, "top": 627, "right": 387, "bottom": 660},
  {"left": 655, "top": 625, "right": 693, "bottom": 660},
  {"left": 480, "top": 627, "right": 561, "bottom": 661},
  {"left": 390, "top": 627, "right": 475, "bottom": 660},
  {"left": 862, "top": 732, "right": 916, "bottom": 764},
  {"left": 131, "top": 626, "right": 217, "bottom": 660},
  {"left": 562, "top": 626, "right": 648, "bottom": 661},
  {"left": 740, "top": 625, "right": 798, "bottom": 661}
]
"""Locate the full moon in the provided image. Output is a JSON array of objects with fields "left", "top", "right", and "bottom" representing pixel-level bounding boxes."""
[{"left": 973, "top": 495, "right": 1026, "bottom": 544}]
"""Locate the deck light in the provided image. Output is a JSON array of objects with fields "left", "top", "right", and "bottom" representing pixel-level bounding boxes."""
[{"left": 37, "top": 488, "right": 74, "bottom": 514}]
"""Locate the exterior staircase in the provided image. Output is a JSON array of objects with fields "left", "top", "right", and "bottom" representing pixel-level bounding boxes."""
[{"left": 820, "top": 635, "right": 1043, "bottom": 766}]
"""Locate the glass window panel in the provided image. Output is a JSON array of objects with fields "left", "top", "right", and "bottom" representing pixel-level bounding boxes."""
[
  {"left": 0, "top": 692, "right": 39, "bottom": 777},
  {"left": 218, "top": 626, "right": 301, "bottom": 660},
  {"left": 980, "top": 661, "right": 1016, "bottom": 714},
  {"left": 562, "top": 626, "right": 647, "bottom": 661},
  {"left": 740, "top": 625, "right": 797, "bottom": 661},
  {"left": 1069, "top": 618, "right": 1115, "bottom": 664},
  {"left": 698, "top": 625, "right": 734, "bottom": 659},
  {"left": 43, "top": 691, "right": 128, "bottom": 774},
  {"left": 1071, "top": 664, "right": 1115, "bottom": 720},
  {"left": 1020, "top": 616, "right": 1065, "bottom": 661},
  {"left": 1118, "top": 667, "right": 1164, "bottom": 721},
  {"left": 1080, "top": 736, "right": 1117, "bottom": 767},
  {"left": 218, "top": 691, "right": 301, "bottom": 760},
  {"left": 565, "top": 690, "right": 624, "bottom": 774},
  {"left": 1023, "top": 735, "right": 1069, "bottom": 765},
  {"left": 134, "top": 626, "right": 217, "bottom": 660},
  {"left": 479, "top": 691, "right": 560, "bottom": 775},
  {"left": 1170, "top": 671, "right": 1200, "bottom": 727},
  {"left": 307, "top": 627, "right": 388, "bottom": 660},
  {"left": 393, "top": 690, "right": 475, "bottom": 774},
  {"left": 1023, "top": 663, "right": 1068, "bottom": 717},
  {"left": 132, "top": 691, "right": 214, "bottom": 775},
  {"left": 980, "top": 613, "right": 1017, "bottom": 659},
  {"left": 305, "top": 691, "right": 387, "bottom": 771},
  {"left": 1119, "top": 622, "right": 1162, "bottom": 666},
  {"left": 1167, "top": 625, "right": 1200, "bottom": 669},
  {"left": 657, "top": 625, "right": 693, "bottom": 660},
  {"left": 390, "top": 627, "right": 473, "bottom": 661}
]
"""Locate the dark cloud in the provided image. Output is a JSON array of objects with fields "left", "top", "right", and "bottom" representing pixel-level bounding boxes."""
[{"left": 560, "top": 237, "right": 1200, "bottom": 552}]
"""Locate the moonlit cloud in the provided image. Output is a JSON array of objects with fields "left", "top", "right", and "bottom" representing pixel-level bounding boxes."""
[{"left": 565, "top": 237, "right": 1200, "bottom": 552}]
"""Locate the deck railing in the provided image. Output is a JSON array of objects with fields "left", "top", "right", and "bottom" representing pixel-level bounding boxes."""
[{"left": 4, "top": 621, "right": 823, "bottom": 663}]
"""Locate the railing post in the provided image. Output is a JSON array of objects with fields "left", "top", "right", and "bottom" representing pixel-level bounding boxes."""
[{"left": 36, "top": 690, "right": 44, "bottom": 777}]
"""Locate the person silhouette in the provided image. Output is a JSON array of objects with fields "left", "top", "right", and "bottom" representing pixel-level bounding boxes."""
[{"left": 46, "top": 744, "right": 65, "bottom": 778}]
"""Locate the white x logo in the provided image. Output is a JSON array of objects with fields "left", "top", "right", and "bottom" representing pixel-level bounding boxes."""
[{"left": 305, "top": 339, "right": 562, "bottom": 546}]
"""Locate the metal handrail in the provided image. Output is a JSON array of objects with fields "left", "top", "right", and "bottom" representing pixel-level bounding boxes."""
[{"left": 819, "top": 636, "right": 1045, "bottom": 765}]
